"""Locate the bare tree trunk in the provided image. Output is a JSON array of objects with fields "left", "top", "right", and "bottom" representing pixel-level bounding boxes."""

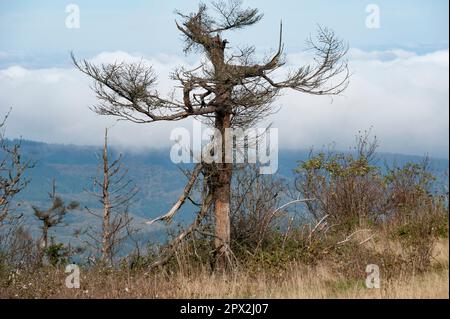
[
  {"left": 212, "top": 111, "right": 232, "bottom": 269},
  {"left": 213, "top": 165, "right": 232, "bottom": 267},
  {"left": 42, "top": 224, "right": 48, "bottom": 251},
  {"left": 102, "top": 128, "right": 111, "bottom": 264},
  {"left": 38, "top": 222, "right": 49, "bottom": 265}
]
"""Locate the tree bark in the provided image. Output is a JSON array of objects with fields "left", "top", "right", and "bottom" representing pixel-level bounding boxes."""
[
  {"left": 212, "top": 111, "right": 232, "bottom": 269},
  {"left": 37, "top": 222, "right": 49, "bottom": 266},
  {"left": 102, "top": 128, "right": 111, "bottom": 264},
  {"left": 206, "top": 35, "right": 233, "bottom": 270}
]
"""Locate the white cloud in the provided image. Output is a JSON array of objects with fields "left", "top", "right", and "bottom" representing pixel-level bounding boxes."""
[
  {"left": 271, "top": 49, "right": 449, "bottom": 158},
  {"left": 0, "top": 49, "right": 448, "bottom": 158},
  {"left": 348, "top": 48, "right": 418, "bottom": 61}
]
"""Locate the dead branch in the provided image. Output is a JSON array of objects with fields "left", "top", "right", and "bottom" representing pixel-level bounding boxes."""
[
  {"left": 308, "top": 214, "right": 330, "bottom": 240},
  {"left": 146, "top": 163, "right": 203, "bottom": 225},
  {"left": 336, "top": 229, "right": 371, "bottom": 246},
  {"left": 150, "top": 189, "right": 213, "bottom": 269},
  {"left": 84, "top": 128, "right": 139, "bottom": 264}
]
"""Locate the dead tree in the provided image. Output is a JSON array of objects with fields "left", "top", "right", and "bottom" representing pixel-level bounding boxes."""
[
  {"left": 85, "top": 128, "right": 138, "bottom": 265},
  {"left": 0, "top": 110, "right": 32, "bottom": 227},
  {"left": 32, "top": 180, "right": 79, "bottom": 265},
  {"left": 73, "top": 0, "right": 349, "bottom": 269}
]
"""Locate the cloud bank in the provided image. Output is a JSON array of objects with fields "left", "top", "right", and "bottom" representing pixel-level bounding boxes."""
[{"left": 0, "top": 49, "right": 448, "bottom": 158}]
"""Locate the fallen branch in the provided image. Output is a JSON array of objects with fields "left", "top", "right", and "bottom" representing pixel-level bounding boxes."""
[
  {"left": 271, "top": 198, "right": 317, "bottom": 217},
  {"left": 255, "top": 197, "right": 317, "bottom": 253},
  {"left": 146, "top": 163, "right": 202, "bottom": 225},
  {"left": 359, "top": 233, "right": 376, "bottom": 246},
  {"left": 337, "top": 229, "right": 371, "bottom": 246},
  {"left": 149, "top": 191, "right": 213, "bottom": 269},
  {"left": 308, "top": 214, "right": 330, "bottom": 240}
]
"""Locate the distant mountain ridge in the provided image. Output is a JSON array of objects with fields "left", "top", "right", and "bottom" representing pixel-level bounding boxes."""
[
  {"left": 4, "top": 138, "right": 448, "bottom": 246},
  {"left": 14, "top": 138, "right": 449, "bottom": 211}
]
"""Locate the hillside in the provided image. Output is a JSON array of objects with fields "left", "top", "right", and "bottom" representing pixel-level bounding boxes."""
[{"left": 6, "top": 139, "right": 448, "bottom": 248}]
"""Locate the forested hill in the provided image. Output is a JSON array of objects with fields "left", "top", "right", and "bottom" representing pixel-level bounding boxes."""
[
  {"left": 6, "top": 139, "right": 449, "bottom": 244},
  {"left": 14, "top": 139, "right": 449, "bottom": 216}
]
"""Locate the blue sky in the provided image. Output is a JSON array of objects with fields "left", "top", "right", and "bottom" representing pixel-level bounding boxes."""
[
  {"left": 1, "top": 0, "right": 448, "bottom": 67},
  {"left": 0, "top": 1, "right": 449, "bottom": 158}
]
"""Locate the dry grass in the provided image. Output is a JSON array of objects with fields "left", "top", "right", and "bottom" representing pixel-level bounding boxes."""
[{"left": 1, "top": 240, "right": 447, "bottom": 299}]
